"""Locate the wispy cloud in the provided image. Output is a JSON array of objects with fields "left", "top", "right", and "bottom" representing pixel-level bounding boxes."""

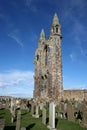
[
  {"left": 0, "top": 12, "right": 9, "bottom": 23},
  {"left": 64, "top": 85, "right": 87, "bottom": 90},
  {"left": 62, "top": 0, "right": 87, "bottom": 60},
  {"left": 0, "top": 70, "right": 34, "bottom": 88},
  {"left": 69, "top": 53, "right": 76, "bottom": 61},
  {"left": 0, "top": 70, "right": 34, "bottom": 97},
  {"left": 72, "top": 19, "right": 87, "bottom": 58},
  {"left": 8, "top": 30, "right": 24, "bottom": 48},
  {"left": 25, "top": 0, "right": 33, "bottom": 6},
  {"left": 24, "top": 0, "right": 37, "bottom": 12},
  {"left": 5, "top": 88, "right": 33, "bottom": 98}
]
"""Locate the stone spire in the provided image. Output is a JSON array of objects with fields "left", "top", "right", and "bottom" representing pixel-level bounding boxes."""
[
  {"left": 51, "top": 13, "right": 61, "bottom": 36},
  {"left": 40, "top": 29, "right": 45, "bottom": 40},
  {"left": 52, "top": 13, "right": 60, "bottom": 26}
]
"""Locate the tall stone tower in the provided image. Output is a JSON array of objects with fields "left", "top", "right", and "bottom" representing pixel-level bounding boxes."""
[{"left": 34, "top": 13, "right": 63, "bottom": 102}]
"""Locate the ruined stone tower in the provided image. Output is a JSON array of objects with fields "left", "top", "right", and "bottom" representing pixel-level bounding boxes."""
[{"left": 34, "top": 13, "right": 63, "bottom": 102}]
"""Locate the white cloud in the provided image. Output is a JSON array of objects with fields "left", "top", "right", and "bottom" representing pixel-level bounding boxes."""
[
  {"left": 5, "top": 88, "right": 33, "bottom": 98},
  {"left": 0, "top": 70, "right": 34, "bottom": 97},
  {"left": 0, "top": 70, "right": 34, "bottom": 88},
  {"left": 64, "top": 85, "right": 87, "bottom": 90}
]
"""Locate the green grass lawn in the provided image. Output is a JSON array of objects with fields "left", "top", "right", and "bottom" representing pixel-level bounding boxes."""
[
  {"left": 0, "top": 109, "right": 87, "bottom": 130},
  {"left": 57, "top": 118, "right": 87, "bottom": 130}
]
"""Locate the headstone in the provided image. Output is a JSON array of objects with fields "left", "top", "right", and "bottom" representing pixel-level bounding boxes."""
[
  {"left": 66, "top": 102, "right": 74, "bottom": 121},
  {"left": 11, "top": 116, "right": 14, "bottom": 123},
  {"left": 11, "top": 107, "right": 16, "bottom": 123},
  {"left": 16, "top": 110, "right": 21, "bottom": 130},
  {"left": 10, "top": 98, "right": 16, "bottom": 123},
  {"left": 31, "top": 104, "right": 34, "bottom": 115},
  {"left": 0, "top": 119, "right": 5, "bottom": 130},
  {"left": 42, "top": 107, "right": 46, "bottom": 125},
  {"left": 48, "top": 102, "right": 56, "bottom": 130},
  {"left": 21, "top": 127, "right": 26, "bottom": 130},
  {"left": 82, "top": 101, "right": 87, "bottom": 127},
  {"left": 35, "top": 105, "right": 39, "bottom": 118},
  {"left": 39, "top": 103, "right": 43, "bottom": 110},
  {"left": 64, "top": 103, "right": 67, "bottom": 111}
]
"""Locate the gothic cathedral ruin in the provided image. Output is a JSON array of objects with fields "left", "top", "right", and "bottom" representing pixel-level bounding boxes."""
[{"left": 34, "top": 13, "right": 63, "bottom": 102}]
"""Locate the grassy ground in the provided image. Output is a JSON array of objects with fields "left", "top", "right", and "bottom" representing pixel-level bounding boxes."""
[
  {"left": 0, "top": 109, "right": 87, "bottom": 130},
  {"left": 57, "top": 118, "right": 87, "bottom": 130}
]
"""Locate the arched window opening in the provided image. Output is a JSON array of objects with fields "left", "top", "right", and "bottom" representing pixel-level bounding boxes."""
[
  {"left": 45, "top": 75, "right": 47, "bottom": 79},
  {"left": 44, "top": 45, "right": 48, "bottom": 65},
  {"left": 41, "top": 76, "right": 44, "bottom": 80},
  {"left": 56, "top": 27, "right": 58, "bottom": 33},
  {"left": 37, "top": 55, "right": 39, "bottom": 61}
]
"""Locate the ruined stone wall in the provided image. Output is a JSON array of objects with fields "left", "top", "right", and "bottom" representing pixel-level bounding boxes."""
[
  {"left": 34, "top": 14, "right": 63, "bottom": 102},
  {"left": 33, "top": 13, "right": 87, "bottom": 103},
  {"left": 63, "top": 90, "right": 87, "bottom": 101}
]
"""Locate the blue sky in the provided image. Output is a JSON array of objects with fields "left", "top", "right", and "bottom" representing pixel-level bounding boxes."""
[{"left": 0, "top": 0, "right": 87, "bottom": 98}]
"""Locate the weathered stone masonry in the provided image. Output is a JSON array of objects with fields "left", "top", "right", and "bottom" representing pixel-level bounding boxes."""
[
  {"left": 34, "top": 13, "right": 63, "bottom": 102},
  {"left": 33, "top": 13, "right": 87, "bottom": 103}
]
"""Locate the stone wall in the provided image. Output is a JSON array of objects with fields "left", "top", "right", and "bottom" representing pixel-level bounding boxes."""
[
  {"left": 34, "top": 13, "right": 63, "bottom": 102},
  {"left": 63, "top": 90, "right": 87, "bottom": 101},
  {"left": 33, "top": 13, "right": 87, "bottom": 103}
]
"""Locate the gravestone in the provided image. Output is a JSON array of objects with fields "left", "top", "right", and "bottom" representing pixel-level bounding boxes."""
[
  {"left": 0, "top": 119, "right": 5, "bottom": 130},
  {"left": 82, "top": 101, "right": 87, "bottom": 127},
  {"left": 35, "top": 105, "right": 39, "bottom": 118},
  {"left": 11, "top": 106, "right": 16, "bottom": 123},
  {"left": 16, "top": 110, "right": 21, "bottom": 130},
  {"left": 42, "top": 107, "right": 46, "bottom": 125},
  {"left": 39, "top": 103, "right": 44, "bottom": 110},
  {"left": 48, "top": 102, "right": 56, "bottom": 130},
  {"left": 66, "top": 102, "right": 74, "bottom": 121},
  {"left": 64, "top": 103, "right": 67, "bottom": 112},
  {"left": 21, "top": 127, "right": 26, "bottom": 130},
  {"left": 31, "top": 104, "right": 34, "bottom": 115},
  {"left": 10, "top": 98, "right": 16, "bottom": 123}
]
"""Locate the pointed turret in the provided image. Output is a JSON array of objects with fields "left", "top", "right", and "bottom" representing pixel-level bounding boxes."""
[
  {"left": 50, "top": 13, "right": 61, "bottom": 36},
  {"left": 52, "top": 13, "right": 60, "bottom": 26},
  {"left": 38, "top": 29, "right": 46, "bottom": 47},
  {"left": 40, "top": 29, "right": 45, "bottom": 40}
]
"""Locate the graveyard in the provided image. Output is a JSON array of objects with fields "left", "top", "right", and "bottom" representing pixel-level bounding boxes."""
[{"left": 0, "top": 100, "right": 87, "bottom": 130}]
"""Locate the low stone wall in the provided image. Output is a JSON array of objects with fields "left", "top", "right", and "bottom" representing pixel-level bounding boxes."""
[{"left": 63, "top": 90, "right": 87, "bottom": 101}]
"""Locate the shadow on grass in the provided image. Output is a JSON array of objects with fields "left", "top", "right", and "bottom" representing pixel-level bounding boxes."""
[
  {"left": 39, "top": 114, "right": 42, "bottom": 117},
  {"left": 21, "top": 112, "right": 28, "bottom": 116},
  {"left": 26, "top": 123, "right": 35, "bottom": 130},
  {"left": 46, "top": 117, "right": 58, "bottom": 127},
  {"left": 46, "top": 117, "right": 49, "bottom": 124},
  {"left": 0, "top": 113, "right": 5, "bottom": 115},
  {"left": 0, "top": 116, "right": 4, "bottom": 119},
  {"left": 0, "top": 108, "right": 5, "bottom": 110},
  {"left": 4, "top": 126, "right": 15, "bottom": 130},
  {"left": 55, "top": 118, "right": 58, "bottom": 128}
]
